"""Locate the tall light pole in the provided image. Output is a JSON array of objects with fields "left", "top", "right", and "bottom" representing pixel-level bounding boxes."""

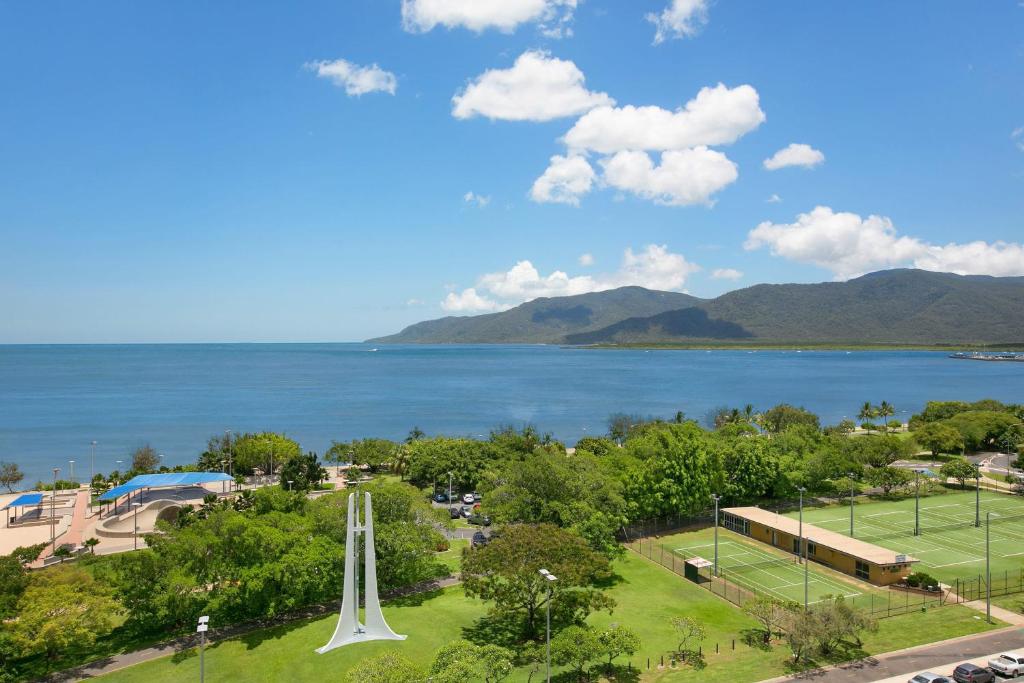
[
  {"left": 975, "top": 465, "right": 981, "bottom": 528},
  {"left": 447, "top": 471, "right": 454, "bottom": 514},
  {"left": 986, "top": 512, "right": 996, "bottom": 623},
  {"left": 711, "top": 494, "right": 721, "bottom": 576},
  {"left": 158, "top": 453, "right": 164, "bottom": 471},
  {"left": 804, "top": 535, "right": 812, "bottom": 610},
  {"left": 90, "top": 441, "right": 97, "bottom": 514},
  {"left": 51, "top": 467, "right": 60, "bottom": 551},
  {"left": 539, "top": 569, "right": 557, "bottom": 683},
  {"left": 197, "top": 615, "right": 209, "bottom": 683},
  {"left": 225, "top": 430, "right": 232, "bottom": 478},
  {"left": 797, "top": 487, "right": 806, "bottom": 563},
  {"left": 69, "top": 460, "right": 75, "bottom": 485},
  {"left": 848, "top": 473, "right": 855, "bottom": 537},
  {"left": 914, "top": 469, "right": 922, "bottom": 536},
  {"left": 132, "top": 502, "right": 142, "bottom": 550}
]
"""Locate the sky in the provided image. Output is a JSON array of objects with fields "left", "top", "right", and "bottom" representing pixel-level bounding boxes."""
[{"left": 1, "top": 1, "right": 1023, "bottom": 343}]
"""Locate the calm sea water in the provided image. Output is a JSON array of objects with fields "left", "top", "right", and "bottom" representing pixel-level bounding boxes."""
[{"left": 1, "top": 344, "right": 1022, "bottom": 485}]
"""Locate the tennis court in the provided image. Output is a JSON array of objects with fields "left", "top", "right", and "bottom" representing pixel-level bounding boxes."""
[
  {"left": 669, "top": 529, "right": 882, "bottom": 606},
  {"left": 789, "top": 490, "right": 1024, "bottom": 585}
]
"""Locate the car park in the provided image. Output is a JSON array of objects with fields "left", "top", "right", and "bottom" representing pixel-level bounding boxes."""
[
  {"left": 988, "top": 653, "right": 1024, "bottom": 677},
  {"left": 461, "top": 505, "right": 473, "bottom": 517},
  {"left": 468, "top": 513, "right": 491, "bottom": 526},
  {"left": 909, "top": 674, "right": 951, "bottom": 683},
  {"left": 449, "top": 507, "right": 460, "bottom": 519},
  {"left": 471, "top": 531, "right": 488, "bottom": 547},
  {"left": 953, "top": 663, "right": 994, "bottom": 683},
  {"left": 462, "top": 493, "right": 475, "bottom": 504},
  {"left": 432, "top": 493, "right": 448, "bottom": 503},
  {"left": 471, "top": 492, "right": 481, "bottom": 502}
]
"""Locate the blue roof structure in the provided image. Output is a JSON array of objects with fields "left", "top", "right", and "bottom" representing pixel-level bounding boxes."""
[
  {"left": 3, "top": 493, "right": 43, "bottom": 509},
  {"left": 99, "top": 472, "right": 233, "bottom": 501}
]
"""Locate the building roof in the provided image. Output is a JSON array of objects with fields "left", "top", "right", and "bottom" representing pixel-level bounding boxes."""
[
  {"left": 3, "top": 493, "right": 43, "bottom": 509},
  {"left": 723, "top": 506, "right": 918, "bottom": 566},
  {"left": 99, "top": 472, "right": 233, "bottom": 501}
]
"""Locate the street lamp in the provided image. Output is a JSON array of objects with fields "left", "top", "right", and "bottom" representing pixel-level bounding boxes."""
[
  {"left": 51, "top": 467, "right": 60, "bottom": 551},
  {"left": 287, "top": 480, "right": 294, "bottom": 492},
  {"left": 986, "top": 512, "right": 997, "bottom": 623},
  {"left": 848, "top": 473, "right": 855, "bottom": 537},
  {"left": 89, "top": 441, "right": 97, "bottom": 514},
  {"left": 914, "top": 469, "right": 922, "bottom": 536},
  {"left": 225, "top": 430, "right": 233, "bottom": 477},
  {"left": 447, "top": 471, "right": 454, "bottom": 515},
  {"left": 115, "top": 460, "right": 123, "bottom": 486},
  {"left": 975, "top": 465, "right": 982, "bottom": 528},
  {"left": 131, "top": 502, "right": 143, "bottom": 550},
  {"left": 158, "top": 453, "right": 164, "bottom": 471},
  {"left": 804, "top": 535, "right": 812, "bottom": 610},
  {"left": 197, "top": 615, "right": 210, "bottom": 682},
  {"left": 69, "top": 460, "right": 75, "bottom": 485},
  {"left": 711, "top": 494, "right": 721, "bottom": 577},
  {"left": 797, "top": 487, "right": 806, "bottom": 563},
  {"left": 539, "top": 569, "right": 557, "bottom": 683}
]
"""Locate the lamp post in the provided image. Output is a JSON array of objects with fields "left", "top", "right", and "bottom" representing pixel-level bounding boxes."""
[
  {"left": 804, "top": 535, "right": 812, "bottom": 610},
  {"left": 90, "top": 441, "right": 97, "bottom": 514},
  {"left": 287, "top": 480, "right": 294, "bottom": 492},
  {"left": 225, "top": 430, "right": 232, "bottom": 477},
  {"left": 975, "top": 466, "right": 981, "bottom": 528},
  {"left": 132, "top": 502, "right": 143, "bottom": 550},
  {"left": 912, "top": 469, "right": 922, "bottom": 536},
  {"left": 51, "top": 467, "right": 60, "bottom": 551},
  {"left": 848, "top": 473, "right": 855, "bottom": 537},
  {"left": 448, "top": 471, "right": 454, "bottom": 516},
  {"left": 197, "top": 615, "right": 210, "bottom": 682},
  {"left": 115, "top": 460, "right": 123, "bottom": 486},
  {"left": 986, "top": 512, "right": 996, "bottom": 623},
  {"left": 158, "top": 453, "right": 164, "bottom": 471},
  {"left": 539, "top": 569, "right": 557, "bottom": 683},
  {"left": 712, "top": 494, "right": 721, "bottom": 577},
  {"left": 69, "top": 460, "right": 75, "bottom": 485},
  {"left": 797, "top": 487, "right": 806, "bottom": 562}
]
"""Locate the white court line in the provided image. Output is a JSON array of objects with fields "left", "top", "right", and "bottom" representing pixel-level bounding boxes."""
[
  {"left": 865, "top": 511, "right": 906, "bottom": 518},
  {"left": 933, "top": 558, "right": 983, "bottom": 568}
]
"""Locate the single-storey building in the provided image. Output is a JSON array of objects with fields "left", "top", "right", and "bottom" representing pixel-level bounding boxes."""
[{"left": 722, "top": 506, "right": 918, "bottom": 586}]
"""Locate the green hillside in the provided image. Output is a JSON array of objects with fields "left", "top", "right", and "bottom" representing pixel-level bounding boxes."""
[{"left": 371, "top": 270, "right": 1024, "bottom": 346}]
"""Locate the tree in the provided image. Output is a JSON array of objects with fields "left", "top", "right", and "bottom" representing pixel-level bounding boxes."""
[
  {"left": 721, "top": 436, "right": 781, "bottom": 502},
  {"left": 877, "top": 401, "right": 896, "bottom": 434},
  {"left": 597, "top": 624, "right": 641, "bottom": 669},
  {"left": 805, "top": 595, "right": 878, "bottom": 654},
  {"left": 478, "top": 644, "right": 514, "bottom": 683},
  {"left": 0, "top": 555, "right": 29, "bottom": 619},
  {"left": 742, "top": 595, "right": 795, "bottom": 644},
  {"left": 349, "top": 438, "right": 400, "bottom": 473},
  {"left": 7, "top": 567, "right": 121, "bottom": 659},
  {"left": 131, "top": 445, "right": 160, "bottom": 473},
  {"left": 551, "top": 625, "right": 602, "bottom": 680},
  {"left": 347, "top": 652, "right": 421, "bottom": 683},
  {"left": 858, "top": 402, "right": 877, "bottom": 432},
  {"left": 405, "top": 437, "right": 488, "bottom": 491},
  {"left": 671, "top": 616, "right": 707, "bottom": 661},
  {"left": 940, "top": 457, "right": 978, "bottom": 489},
  {"left": 229, "top": 432, "right": 301, "bottom": 475},
  {"left": 461, "top": 523, "right": 614, "bottom": 639},
  {"left": 865, "top": 466, "right": 912, "bottom": 495},
  {"left": 0, "top": 462, "right": 24, "bottom": 493},
  {"left": 780, "top": 608, "right": 814, "bottom": 662},
  {"left": 84, "top": 537, "right": 100, "bottom": 554},
  {"left": 278, "top": 451, "right": 327, "bottom": 492},
  {"left": 429, "top": 640, "right": 514, "bottom": 683},
  {"left": 761, "top": 404, "right": 820, "bottom": 434},
  {"left": 914, "top": 422, "right": 965, "bottom": 456},
  {"left": 607, "top": 413, "right": 648, "bottom": 444},
  {"left": 405, "top": 426, "right": 425, "bottom": 443}
]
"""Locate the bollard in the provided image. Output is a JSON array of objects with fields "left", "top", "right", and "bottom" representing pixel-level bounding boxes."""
[{"left": 716, "top": 642, "right": 719, "bottom": 654}]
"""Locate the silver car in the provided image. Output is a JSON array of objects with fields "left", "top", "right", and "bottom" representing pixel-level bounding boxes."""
[{"left": 910, "top": 674, "right": 951, "bottom": 683}]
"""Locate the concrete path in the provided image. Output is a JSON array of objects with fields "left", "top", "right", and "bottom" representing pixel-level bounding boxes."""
[
  {"left": 762, "top": 627, "right": 1024, "bottom": 682},
  {"left": 47, "top": 576, "right": 462, "bottom": 681},
  {"left": 964, "top": 600, "right": 1024, "bottom": 626},
  {"left": 32, "top": 489, "right": 89, "bottom": 566}
]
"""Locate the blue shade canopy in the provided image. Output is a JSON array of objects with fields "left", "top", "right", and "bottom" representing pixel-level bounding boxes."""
[
  {"left": 3, "top": 493, "right": 43, "bottom": 509},
  {"left": 99, "top": 472, "right": 232, "bottom": 501}
]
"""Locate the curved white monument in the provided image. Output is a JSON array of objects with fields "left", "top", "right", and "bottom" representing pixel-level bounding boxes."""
[{"left": 317, "top": 491, "right": 406, "bottom": 653}]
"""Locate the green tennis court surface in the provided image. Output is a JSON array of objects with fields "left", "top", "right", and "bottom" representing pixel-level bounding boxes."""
[{"left": 786, "top": 490, "right": 1024, "bottom": 585}]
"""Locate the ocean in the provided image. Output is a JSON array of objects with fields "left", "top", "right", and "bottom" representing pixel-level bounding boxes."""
[{"left": 1, "top": 344, "right": 1021, "bottom": 485}]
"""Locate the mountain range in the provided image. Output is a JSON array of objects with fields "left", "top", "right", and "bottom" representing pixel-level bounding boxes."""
[{"left": 368, "top": 270, "right": 1024, "bottom": 346}]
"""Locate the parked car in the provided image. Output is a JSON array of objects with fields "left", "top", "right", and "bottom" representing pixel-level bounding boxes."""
[
  {"left": 468, "top": 513, "right": 491, "bottom": 526},
  {"left": 988, "top": 653, "right": 1024, "bottom": 677},
  {"left": 462, "top": 493, "right": 475, "bottom": 504},
  {"left": 471, "top": 531, "right": 488, "bottom": 548},
  {"left": 449, "top": 507, "right": 460, "bottom": 519},
  {"left": 471, "top": 492, "right": 481, "bottom": 502},
  {"left": 952, "top": 663, "right": 994, "bottom": 683},
  {"left": 432, "top": 492, "right": 448, "bottom": 503},
  {"left": 461, "top": 505, "right": 474, "bottom": 517},
  {"left": 909, "top": 674, "right": 951, "bottom": 683}
]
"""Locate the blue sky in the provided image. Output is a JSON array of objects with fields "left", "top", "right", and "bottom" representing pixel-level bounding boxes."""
[{"left": 1, "top": 1, "right": 1022, "bottom": 343}]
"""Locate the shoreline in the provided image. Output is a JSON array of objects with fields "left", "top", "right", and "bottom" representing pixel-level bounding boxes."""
[{"left": 566, "top": 342, "right": 1024, "bottom": 351}]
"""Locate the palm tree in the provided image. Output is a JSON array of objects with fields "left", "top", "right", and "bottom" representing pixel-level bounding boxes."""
[
  {"left": 858, "top": 402, "right": 877, "bottom": 433},
  {"left": 392, "top": 446, "right": 410, "bottom": 481},
  {"left": 878, "top": 401, "right": 895, "bottom": 434},
  {"left": 84, "top": 537, "right": 100, "bottom": 554}
]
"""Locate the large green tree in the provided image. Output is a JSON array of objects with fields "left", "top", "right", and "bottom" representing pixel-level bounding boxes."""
[
  {"left": 131, "top": 444, "right": 160, "bottom": 473},
  {"left": 940, "top": 457, "right": 978, "bottom": 489},
  {"left": 914, "top": 422, "right": 964, "bottom": 456},
  {"left": 461, "top": 523, "right": 614, "bottom": 639},
  {"left": 720, "top": 436, "right": 781, "bottom": 502},
  {"left": 0, "top": 462, "right": 24, "bottom": 493},
  {"left": 405, "top": 437, "right": 488, "bottom": 491},
  {"left": 278, "top": 451, "right": 327, "bottom": 492}
]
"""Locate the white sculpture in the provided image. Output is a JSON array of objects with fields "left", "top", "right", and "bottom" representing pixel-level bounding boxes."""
[{"left": 317, "top": 491, "right": 406, "bottom": 653}]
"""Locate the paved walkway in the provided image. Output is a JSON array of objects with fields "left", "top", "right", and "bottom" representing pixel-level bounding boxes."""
[
  {"left": 762, "top": 627, "right": 1024, "bottom": 682},
  {"left": 964, "top": 600, "right": 1024, "bottom": 626},
  {"left": 48, "top": 576, "right": 461, "bottom": 681},
  {"left": 32, "top": 489, "right": 90, "bottom": 567}
]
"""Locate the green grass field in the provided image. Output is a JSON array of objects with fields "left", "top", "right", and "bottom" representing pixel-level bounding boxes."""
[
  {"left": 786, "top": 490, "right": 1024, "bottom": 586},
  {"left": 94, "top": 549, "right": 1003, "bottom": 683}
]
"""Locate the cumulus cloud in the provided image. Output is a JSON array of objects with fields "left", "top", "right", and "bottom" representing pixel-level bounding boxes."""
[
  {"left": 763, "top": 143, "right": 825, "bottom": 171},
  {"left": 442, "top": 244, "right": 700, "bottom": 311},
  {"left": 600, "top": 147, "right": 738, "bottom": 206},
  {"left": 1013, "top": 127, "right": 1024, "bottom": 152},
  {"left": 305, "top": 59, "right": 397, "bottom": 96},
  {"left": 463, "top": 191, "right": 491, "bottom": 207},
  {"left": 745, "top": 206, "right": 1024, "bottom": 279},
  {"left": 441, "top": 287, "right": 507, "bottom": 313},
  {"left": 452, "top": 50, "right": 614, "bottom": 122},
  {"left": 767, "top": 193, "right": 782, "bottom": 203},
  {"left": 647, "top": 0, "right": 709, "bottom": 44},
  {"left": 578, "top": 253, "right": 594, "bottom": 266},
  {"left": 530, "top": 154, "right": 596, "bottom": 205},
  {"left": 563, "top": 83, "right": 765, "bottom": 154},
  {"left": 711, "top": 268, "right": 743, "bottom": 280},
  {"left": 401, "top": 0, "right": 577, "bottom": 34}
]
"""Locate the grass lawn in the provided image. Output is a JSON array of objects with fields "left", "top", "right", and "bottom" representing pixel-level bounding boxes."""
[
  {"left": 94, "top": 550, "right": 1005, "bottom": 683},
  {"left": 992, "top": 593, "right": 1024, "bottom": 614},
  {"left": 787, "top": 490, "right": 1024, "bottom": 586}
]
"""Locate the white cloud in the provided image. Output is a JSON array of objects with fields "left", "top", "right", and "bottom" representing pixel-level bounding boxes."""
[
  {"left": 767, "top": 193, "right": 782, "bottom": 203},
  {"left": 463, "top": 191, "right": 491, "bottom": 207},
  {"left": 711, "top": 268, "right": 743, "bottom": 280},
  {"left": 763, "top": 143, "right": 825, "bottom": 171},
  {"left": 305, "top": 59, "right": 397, "bottom": 96},
  {"left": 406, "top": 298, "right": 425, "bottom": 306},
  {"left": 530, "top": 154, "right": 596, "bottom": 205},
  {"left": 647, "top": 0, "right": 709, "bottom": 44},
  {"left": 745, "top": 206, "right": 1024, "bottom": 279},
  {"left": 452, "top": 50, "right": 614, "bottom": 122},
  {"left": 401, "top": 0, "right": 577, "bottom": 34},
  {"left": 1013, "top": 127, "right": 1024, "bottom": 152},
  {"left": 563, "top": 83, "right": 765, "bottom": 154},
  {"left": 578, "top": 253, "right": 594, "bottom": 266},
  {"left": 600, "top": 147, "right": 738, "bottom": 206},
  {"left": 444, "top": 244, "right": 700, "bottom": 310},
  {"left": 441, "top": 287, "right": 507, "bottom": 313}
]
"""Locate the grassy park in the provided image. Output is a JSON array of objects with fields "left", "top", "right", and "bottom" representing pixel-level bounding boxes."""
[{"left": 95, "top": 551, "right": 1003, "bottom": 683}]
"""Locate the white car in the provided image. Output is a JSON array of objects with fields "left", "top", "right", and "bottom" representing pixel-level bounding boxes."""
[
  {"left": 462, "top": 493, "right": 475, "bottom": 504},
  {"left": 989, "top": 653, "right": 1024, "bottom": 677}
]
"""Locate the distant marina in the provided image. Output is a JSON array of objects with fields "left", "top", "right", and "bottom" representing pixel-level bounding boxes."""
[{"left": 949, "top": 352, "right": 1024, "bottom": 362}]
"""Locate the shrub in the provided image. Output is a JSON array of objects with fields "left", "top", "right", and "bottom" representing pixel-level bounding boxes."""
[{"left": 906, "top": 572, "right": 939, "bottom": 590}]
